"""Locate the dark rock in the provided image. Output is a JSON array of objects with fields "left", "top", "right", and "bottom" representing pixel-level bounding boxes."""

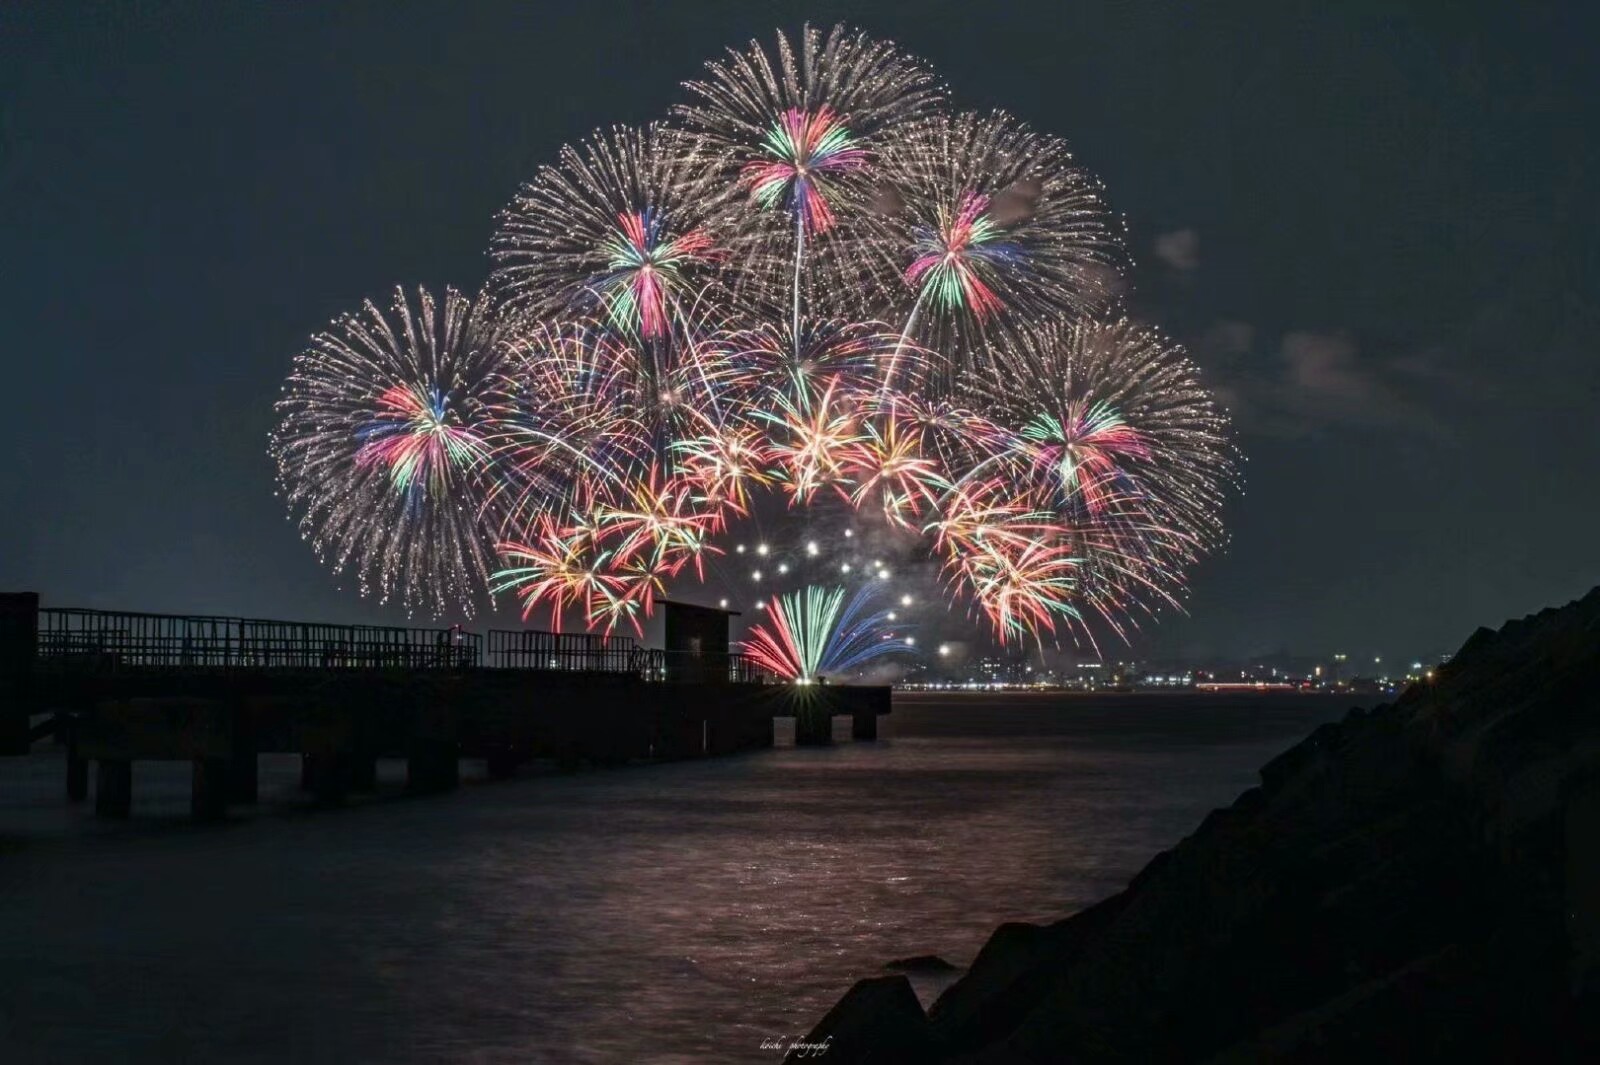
[
  {"left": 885, "top": 954, "right": 959, "bottom": 973},
  {"left": 787, "top": 974, "right": 929, "bottom": 1064},
  {"left": 805, "top": 587, "right": 1600, "bottom": 1062},
  {"left": 927, "top": 893, "right": 1130, "bottom": 1056}
]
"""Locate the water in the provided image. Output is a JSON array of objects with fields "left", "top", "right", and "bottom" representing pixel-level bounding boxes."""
[{"left": 0, "top": 692, "right": 1356, "bottom": 1063}]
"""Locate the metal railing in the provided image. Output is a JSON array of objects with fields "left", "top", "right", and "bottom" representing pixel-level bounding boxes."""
[
  {"left": 35, "top": 608, "right": 480, "bottom": 672},
  {"left": 486, "top": 629, "right": 644, "bottom": 673},
  {"left": 32, "top": 607, "right": 777, "bottom": 683}
]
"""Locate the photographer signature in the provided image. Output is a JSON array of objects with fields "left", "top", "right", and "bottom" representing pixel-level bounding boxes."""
[{"left": 759, "top": 1034, "right": 833, "bottom": 1058}]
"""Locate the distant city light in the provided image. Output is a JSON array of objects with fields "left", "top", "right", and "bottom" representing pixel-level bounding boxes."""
[
  {"left": 718, "top": 598, "right": 728, "bottom": 608},
  {"left": 844, "top": 529, "right": 854, "bottom": 538},
  {"left": 756, "top": 543, "right": 769, "bottom": 557},
  {"left": 777, "top": 563, "right": 789, "bottom": 574},
  {"left": 805, "top": 541, "right": 818, "bottom": 556},
  {"left": 751, "top": 570, "right": 762, "bottom": 581},
  {"left": 900, "top": 594, "right": 913, "bottom": 606},
  {"left": 937, "top": 644, "right": 949, "bottom": 656},
  {"left": 905, "top": 637, "right": 916, "bottom": 646},
  {"left": 735, "top": 544, "right": 746, "bottom": 554},
  {"left": 841, "top": 563, "right": 852, "bottom": 573}
]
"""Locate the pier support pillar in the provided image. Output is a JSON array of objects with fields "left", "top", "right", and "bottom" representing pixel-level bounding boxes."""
[
  {"left": 66, "top": 741, "right": 89, "bottom": 801},
  {"left": 227, "top": 706, "right": 258, "bottom": 803},
  {"left": 794, "top": 709, "right": 833, "bottom": 746},
  {"left": 95, "top": 759, "right": 132, "bottom": 818},
  {"left": 350, "top": 752, "right": 378, "bottom": 792},
  {"left": 851, "top": 712, "right": 879, "bottom": 741},
  {"left": 0, "top": 592, "right": 37, "bottom": 756},
  {"left": 407, "top": 740, "right": 459, "bottom": 794},
  {"left": 486, "top": 748, "right": 520, "bottom": 780},
  {"left": 191, "top": 757, "right": 230, "bottom": 821},
  {"left": 228, "top": 742, "right": 258, "bottom": 804},
  {"left": 304, "top": 752, "right": 351, "bottom": 805}
]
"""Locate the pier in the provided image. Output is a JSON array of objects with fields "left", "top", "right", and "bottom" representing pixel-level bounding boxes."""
[{"left": 0, "top": 592, "right": 890, "bottom": 820}]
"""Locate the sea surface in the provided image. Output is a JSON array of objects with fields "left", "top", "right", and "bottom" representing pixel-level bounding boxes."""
[{"left": 0, "top": 692, "right": 1358, "bottom": 1063}]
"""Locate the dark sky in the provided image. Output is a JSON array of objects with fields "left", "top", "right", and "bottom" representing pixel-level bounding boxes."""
[{"left": 2, "top": 1, "right": 1595, "bottom": 662}]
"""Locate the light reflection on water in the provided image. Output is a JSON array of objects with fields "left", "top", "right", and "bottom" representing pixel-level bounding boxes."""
[{"left": 0, "top": 693, "right": 1352, "bottom": 1063}]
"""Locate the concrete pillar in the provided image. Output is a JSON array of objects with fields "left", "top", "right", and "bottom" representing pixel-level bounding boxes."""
[
  {"left": 228, "top": 740, "right": 258, "bottom": 804},
  {"left": 349, "top": 752, "right": 378, "bottom": 792},
  {"left": 852, "top": 712, "right": 880, "bottom": 741},
  {"left": 304, "top": 752, "right": 351, "bottom": 804},
  {"left": 794, "top": 708, "right": 833, "bottom": 746},
  {"left": 486, "top": 748, "right": 520, "bottom": 780},
  {"left": 95, "top": 759, "right": 132, "bottom": 817},
  {"left": 66, "top": 739, "right": 89, "bottom": 801},
  {"left": 0, "top": 591, "right": 38, "bottom": 755},
  {"left": 191, "top": 757, "right": 230, "bottom": 821},
  {"left": 407, "top": 740, "right": 459, "bottom": 793}
]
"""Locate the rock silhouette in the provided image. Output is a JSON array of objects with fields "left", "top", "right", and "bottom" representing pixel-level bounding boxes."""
[{"left": 799, "top": 587, "right": 1600, "bottom": 1062}]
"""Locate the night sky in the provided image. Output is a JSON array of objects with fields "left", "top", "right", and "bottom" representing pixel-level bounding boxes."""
[{"left": 2, "top": 2, "right": 1594, "bottom": 663}]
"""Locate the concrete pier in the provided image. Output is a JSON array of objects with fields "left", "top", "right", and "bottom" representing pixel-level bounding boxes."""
[
  {"left": 407, "top": 740, "right": 459, "bottom": 794},
  {"left": 95, "top": 759, "right": 132, "bottom": 817},
  {"left": 8, "top": 593, "right": 895, "bottom": 823},
  {"left": 191, "top": 757, "right": 230, "bottom": 821},
  {"left": 66, "top": 741, "right": 88, "bottom": 801}
]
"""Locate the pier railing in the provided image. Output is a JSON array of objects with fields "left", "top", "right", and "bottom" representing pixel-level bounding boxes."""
[
  {"left": 32, "top": 606, "right": 777, "bottom": 683},
  {"left": 35, "top": 608, "right": 480, "bottom": 672},
  {"left": 486, "top": 629, "right": 645, "bottom": 673}
]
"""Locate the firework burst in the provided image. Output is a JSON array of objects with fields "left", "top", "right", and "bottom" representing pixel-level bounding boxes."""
[
  {"left": 676, "top": 23, "right": 942, "bottom": 334},
  {"left": 941, "top": 318, "right": 1237, "bottom": 640},
  {"left": 876, "top": 111, "right": 1124, "bottom": 384},
  {"left": 491, "top": 124, "right": 727, "bottom": 337},
  {"left": 271, "top": 286, "right": 512, "bottom": 616},
  {"left": 739, "top": 584, "right": 916, "bottom": 680},
  {"left": 272, "top": 25, "right": 1238, "bottom": 648}
]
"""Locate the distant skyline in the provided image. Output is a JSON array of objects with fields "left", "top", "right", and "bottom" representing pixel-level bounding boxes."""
[{"left": 2, "top": 2, "right": 1594, "bottom": 662}]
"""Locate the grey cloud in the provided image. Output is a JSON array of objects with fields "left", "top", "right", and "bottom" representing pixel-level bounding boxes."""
[
  {"left": 1153, "top": 228, "right": 1200, "bottom": 272},
  {"left": 1204, "top": 326, "right": 1456, "bottom": 442}
]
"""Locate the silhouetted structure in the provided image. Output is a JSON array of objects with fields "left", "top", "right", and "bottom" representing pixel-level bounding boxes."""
[
  {"left": 1, "top": 594, "right": 891, "bottom": 821},
  {"left": 661, "top": 598, "right": 737, "bottom": 684}
]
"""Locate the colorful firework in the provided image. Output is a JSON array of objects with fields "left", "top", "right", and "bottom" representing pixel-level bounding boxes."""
[
  {"left": 676, "top": 24, "right": 942, "bottom": 334},
  {"left": 731, "top": 318, "right": 907, "bottom": 410},
  {"left": 492, "top": 516, "right": 662, "bottom": 636},
  {"left": 957, "top": 318, "right": 1235, "bottom": 551},
  {"left": 739, "top": 584, "right": 917, "bottom": 680},
  {"left": 759, "top": 377, "right": 868, "bottom": 505},
  {"left": 271, "top": 25, "right": 1238, "bottom": 650},
  {"left": 937, "top": 319, "right": 1236, "bottom": 641},
  {"left": 844, "top": 400, "right": 952, "bottom": 529},
  {"left": 875, "top": 111, "right": 1124, "bottom": 383},
  {"left": 743, "top": 105, "right": 867, "bottom": 235},
  {"left": 491, "top": 124, "right": 726, "bottom": 337},
  {"left": 270, "top": 285, "right": 511, "bottom": 616}
]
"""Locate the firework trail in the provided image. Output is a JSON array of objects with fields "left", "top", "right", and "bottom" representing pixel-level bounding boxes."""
[
  {"left": 270, "top": 286, "right": 512, "bottom": 616},
  {"left": 739, "top": 584, "right": 917, "bottom": 680}
]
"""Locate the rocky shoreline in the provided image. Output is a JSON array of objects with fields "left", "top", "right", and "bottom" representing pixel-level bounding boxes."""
[{"left": 797, "top": 588, "right": 1600, "bottom": 1062}]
